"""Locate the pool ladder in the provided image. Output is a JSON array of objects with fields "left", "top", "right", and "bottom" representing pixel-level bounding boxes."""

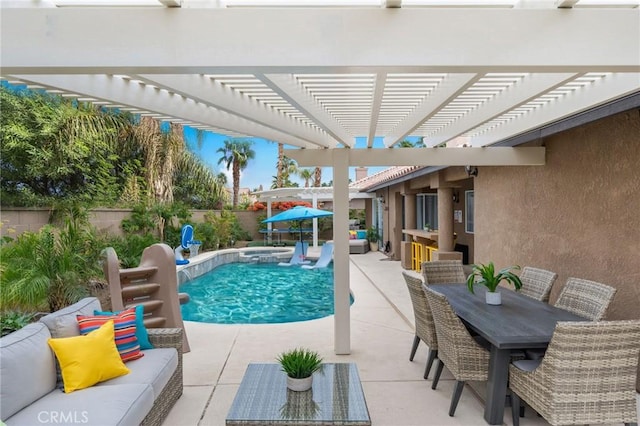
[{"left": 101, "top": 243, "right": 190, "bottom": 352}]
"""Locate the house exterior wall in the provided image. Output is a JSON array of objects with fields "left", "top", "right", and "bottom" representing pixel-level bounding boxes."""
[
  {"left": 475, "top": 109, "right": 639, "bottom": 320},
  {"left": 475, "top": 109, "right": 640, "bottom": 390}
]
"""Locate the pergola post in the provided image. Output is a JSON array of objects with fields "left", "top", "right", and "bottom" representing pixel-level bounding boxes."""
[{"left": 333, "top": 149, "right": 350, "bottom": 355}]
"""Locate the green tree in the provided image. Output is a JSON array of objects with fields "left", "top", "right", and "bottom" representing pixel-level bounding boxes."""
[
  {"left": 216, "top": 139, "right": 255, "bottom": 208},
  {"left": 0, "top": 86, "right": 133, "bottom": 206},
  {"left": 298, "top": 168, "right": 313, "bottom": 188}
]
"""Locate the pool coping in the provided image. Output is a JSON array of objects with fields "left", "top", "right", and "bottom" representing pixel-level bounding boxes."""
[{"left": 176, "top": 247, "right": 295, "bottom": 284}]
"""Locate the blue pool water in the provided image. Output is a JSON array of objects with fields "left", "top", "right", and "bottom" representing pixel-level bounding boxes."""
[{"left": 180, "top": 262, "right": 349, "bottom": 324}]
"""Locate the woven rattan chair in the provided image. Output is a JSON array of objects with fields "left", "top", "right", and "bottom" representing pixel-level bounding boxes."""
[
  {"left": 553, "top": 277, "right": 617, "bottom": 320},
  {"left": 519, "top": 266, "right": 557, "bottom": 302},
  {"left": 510, "top": 320, "right": 640, "bottom": 426},
  {"left": 402, "top": 272, "right": 439, "bottom": 379},
  {"left": 421, "top": 260, "right": 466, "bottom": 285},
  {"left": 423, "top": 286, "right": 490, "bottom": 417}
]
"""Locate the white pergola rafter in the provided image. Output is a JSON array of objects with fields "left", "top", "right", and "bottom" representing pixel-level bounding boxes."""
[
  {"left": 135, "top": 74, "right": 334, "bottom": 148},
  {"left": 384, "top": 73, "right": 480, "bottom": 147},
  {"left": 423, "top": 73, "right": 580, "bottom": 147},
  {"left": 257, "top": 73, "right": 354, "bottom": 147},
  {"left": 8, "top": 74, "right": 318, "bottom": 148}
]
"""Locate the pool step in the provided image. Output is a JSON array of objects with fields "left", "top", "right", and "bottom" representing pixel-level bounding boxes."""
[
  {"left": 143, "top": 316, "right": 167, "bottom": 328},
  {"left": 121, "top": 282, "right": 161, "bottom": 299},
  {"left": 119, "top": 266, "right": 158, "bottom": 284},
  {"left": 125, "top": 298, "right": 163, "bottom": 313}
]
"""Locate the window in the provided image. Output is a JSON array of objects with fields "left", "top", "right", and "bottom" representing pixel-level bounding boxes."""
[
  {"left": 465, "top": 190, "right": 474, "bottom": 234},
  {"left": 416, "top": 193, "right": 438, "bottom": 230}
]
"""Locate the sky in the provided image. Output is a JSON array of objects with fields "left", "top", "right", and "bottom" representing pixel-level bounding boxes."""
[{"left": 183, "top": 127, "right": 423, "bottom": 191}]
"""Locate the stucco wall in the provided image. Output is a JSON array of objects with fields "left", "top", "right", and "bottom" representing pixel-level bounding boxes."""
[{"left": 474, "top": 110, "right": 640, "bottom": 389}]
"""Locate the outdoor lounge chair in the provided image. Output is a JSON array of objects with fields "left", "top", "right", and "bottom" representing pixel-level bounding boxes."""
[
  {"left": 278, "top": 241, "right": 311, "bottom": 266},
  {"left": 301, "top": 242, "right": 334, "bottom": 270}
]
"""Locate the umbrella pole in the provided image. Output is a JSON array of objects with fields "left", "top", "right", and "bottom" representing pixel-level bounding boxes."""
[{"left": 299, "top": 221, "right": 304, "bottom": 255}]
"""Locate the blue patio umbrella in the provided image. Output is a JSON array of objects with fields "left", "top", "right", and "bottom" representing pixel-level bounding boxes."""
[{"left": 262, "top": 206, "right": 333, "bottom": 250}]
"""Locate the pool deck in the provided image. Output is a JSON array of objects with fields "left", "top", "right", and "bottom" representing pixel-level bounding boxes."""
[{"left": 164, "top": 248, "right": 640, "bottom": 426}]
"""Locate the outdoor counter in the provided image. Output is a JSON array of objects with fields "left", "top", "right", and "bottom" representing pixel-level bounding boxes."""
[{"left": 402, "top": 229, "right": 438, "bottom": 272}]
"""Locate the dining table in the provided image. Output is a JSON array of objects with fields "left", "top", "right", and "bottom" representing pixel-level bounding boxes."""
[{"left": 429, "top": 284, "right": 587, "bottom": 425}]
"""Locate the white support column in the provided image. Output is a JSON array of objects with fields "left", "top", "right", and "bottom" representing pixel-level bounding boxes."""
[
  {"left": 312, "top": 193, "right": 319, "bottom": 248},
  {"left": 332, "top": 149, "right": 351, "bottom": 355}
]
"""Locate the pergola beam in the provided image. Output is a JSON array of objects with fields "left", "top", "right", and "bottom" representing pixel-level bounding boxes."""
[
  {"left": 2, "top": 8, "right": 638, "bottom": 74},
  {"left": 285, "top": 146, "right": 546, "bottom": 167}
]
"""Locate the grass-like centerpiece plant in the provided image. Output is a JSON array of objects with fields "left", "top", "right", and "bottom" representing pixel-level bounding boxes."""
[
  {"left": 466, "top": 262, "right": 522, "bottom": 305},
  {"left": 277, "top": 347, "right": 323, "bottom": 392}
]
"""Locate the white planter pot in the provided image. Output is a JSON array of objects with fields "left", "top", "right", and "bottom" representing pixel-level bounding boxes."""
[
  {"left": 485, "top": 291, "right": 502, "bottom": 305},
  {"left": 286, "top": 375, "right": 313, "bottom": 392}
]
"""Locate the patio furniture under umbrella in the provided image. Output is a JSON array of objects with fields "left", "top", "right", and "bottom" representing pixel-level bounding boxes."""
[{"left": 262, "top": 206, "right": 333, "bottom": 252}]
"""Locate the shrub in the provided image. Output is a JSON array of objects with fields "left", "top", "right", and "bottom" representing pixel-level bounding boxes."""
[{"left": 1, "top": 311, "right": 36, "bottom": 337}]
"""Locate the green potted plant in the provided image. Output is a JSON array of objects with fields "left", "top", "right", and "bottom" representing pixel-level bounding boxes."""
[
  {"left": 366, "top": 227, "right": 381, "bottom": 252},
  {"left": 277, "top": 347, "right": 323, "bottom": 392},
  {"left": 466, "top": 262, "right": 522, "bottom": 305}
]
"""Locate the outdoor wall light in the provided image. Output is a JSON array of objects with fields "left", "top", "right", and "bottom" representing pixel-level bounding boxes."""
[
  {"left": 465, "top": 166, "right": 479, "bottom": 177},
  {"left": 453, "top": 190, "right": 460, "bottom": 203}
]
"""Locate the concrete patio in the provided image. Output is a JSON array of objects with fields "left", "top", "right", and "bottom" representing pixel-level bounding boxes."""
[{"left": 164, "top": 250, "right": 639, "bottom": 426}]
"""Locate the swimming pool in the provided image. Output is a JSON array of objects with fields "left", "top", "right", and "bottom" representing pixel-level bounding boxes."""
[{"left": 179, "top": 261, "right": 348, "bottom": 324}]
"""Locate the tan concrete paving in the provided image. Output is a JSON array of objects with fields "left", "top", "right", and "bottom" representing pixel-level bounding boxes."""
[{"left": 164, "top": 250, "right": 638, "bottom": 426}]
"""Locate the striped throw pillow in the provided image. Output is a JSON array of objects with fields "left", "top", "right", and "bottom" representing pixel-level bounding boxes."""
[{"left": 77, "top": 307, "right": 143, "bottom": 362}]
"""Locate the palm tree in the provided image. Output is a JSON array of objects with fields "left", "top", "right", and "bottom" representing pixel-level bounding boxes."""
[
  {"left": 132, "top": 117, "right": 184, "bottom": 204},
  {"left": 313, "top": 167, "right": 322, "bottom": 187},
  {"left": 276, "top": 142, "right": 284, "bottom": 188},
  {"left": 299, "top": 168, "right": 313, "bottom": 188},
  {"left": 397, "top": 139, "right": 415, "bottom": 148},
  {"left": 217, "top": 139, "right": 255, "bottom": 208}
]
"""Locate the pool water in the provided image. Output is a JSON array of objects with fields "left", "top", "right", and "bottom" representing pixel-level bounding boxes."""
[{"left": 180, "top": 262, "right": 349, "bottom": 324}]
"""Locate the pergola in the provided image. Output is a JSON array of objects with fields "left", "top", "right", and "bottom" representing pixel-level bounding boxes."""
[{"left": 2, "top": 0, "right": 638, "bottom": 354}]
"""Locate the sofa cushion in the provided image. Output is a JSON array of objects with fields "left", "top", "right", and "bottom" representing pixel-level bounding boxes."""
[
  {"left": 97, "top": 348, "right": 178, "bottom": 399},
  {"left": 40, "top": 297, "right": 101, "bottom": 338},
  {"left": 0, "top": 323, "right": 56, "bottom": 420},
  {"left": 4, "top": 384, "right": 154, "bottom": 426},
  {"left": 78, "top": 307, "right": 143, "bottom": 362},
  {"left": 95, "top": 305, "right": 153, "bottom": 350},
  {"left": 47, "top": 321, "right": 130, "bottom": 393}
]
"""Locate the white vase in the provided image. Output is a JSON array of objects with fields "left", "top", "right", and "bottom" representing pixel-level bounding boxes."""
[
  {"left": 485, "top": 291, "right": 502, "bottom": 305},
  {"left": 286, "top": 375, "right": 313, "bottom": 392}
]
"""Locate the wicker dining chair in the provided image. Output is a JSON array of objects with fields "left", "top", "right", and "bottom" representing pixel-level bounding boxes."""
[
  {"left": 519, "top": 266, "right": 557, "bottom": 303},
  {"left": 510, "top": 320, "right": 640, "bottom": 426},
  {"left": 553, "top": 277, "right": 617, "bottom": 321},
  {"left": 423, "top": 286, "right": 490, "bottom": 417},
  {"left": 421, "top": 260, "right": 466, "bottom": 285},
  {"left": 402, "top": 272, "right": 439, "bottom": 380}
]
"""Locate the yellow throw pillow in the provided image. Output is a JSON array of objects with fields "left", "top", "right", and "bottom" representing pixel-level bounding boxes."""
[{"left": 47, "top": 320, "right": 130, "bottom": 393}]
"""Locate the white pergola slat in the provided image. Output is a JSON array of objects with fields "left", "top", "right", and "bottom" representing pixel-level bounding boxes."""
[
  {"left": 136, "top": 74, "right": 334, "bottom": 147},
  {"left": 258, "top": 73, "right": 353, "bottom": 147},
  {"left": 2, "top": 2, "right": 639, "bottom": 355}
]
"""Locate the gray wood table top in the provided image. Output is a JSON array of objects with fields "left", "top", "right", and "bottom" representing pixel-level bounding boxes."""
[{"left": 429, "top": 284, "right": 587, "bottom": 349}]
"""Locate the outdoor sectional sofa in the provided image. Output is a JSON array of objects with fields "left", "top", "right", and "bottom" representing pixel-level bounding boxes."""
[{"left": 0, "top": 297, "right": 183, "bottom": 426}]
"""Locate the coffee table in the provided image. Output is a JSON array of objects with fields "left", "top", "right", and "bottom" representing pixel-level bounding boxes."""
[{"left": 226, "top": 363, "right": 371, "bottom": 425}]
